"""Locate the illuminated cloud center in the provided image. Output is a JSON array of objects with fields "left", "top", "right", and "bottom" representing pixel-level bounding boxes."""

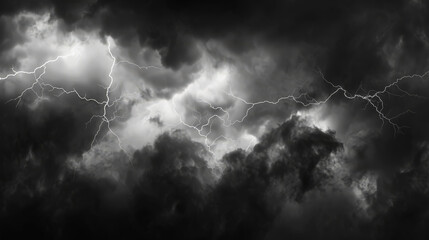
[{"left": 1, "top": 11, "right": 425, "bottom": 164}]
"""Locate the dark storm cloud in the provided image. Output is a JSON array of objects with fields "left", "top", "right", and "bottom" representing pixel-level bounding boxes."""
[
  {"left": 0, "top": 83, "right": 117, "bottom": 238},
  {"left": 0, "top": 14, "right": 35, "bottom": 71},
  {"left": 85, "top": 0, "right": 429, "bottom": 91},
  {"left": 0, "top": 84, "right": 111, "bottom": 184},
  {"left": 2, "top": 0, "right": 429, "bottom": 101},
  {"left": 1, "top": 117, "right": 347, "bottom": 239},
  {"left": 2, "top": 0, "right": 425, "bottom": 73},
  {"left": 2, "top": 102, "right": 429, "bottom": 239},
  {"left": 370, "top": 142, "right": 429, "bottom": 240},
  {"left": 266, "top": 190, "right": 371, "bottom": 240},
  {"left": 320, "top": 72, "right": 429, "bottom": 174},
  {"left": 3, "top": 0, "right": 429, "bottom": 239},
  {"left": 206, "top": 116, "right": 343, "bottom": 239},
  {"left": 46, "top": 0, "right": 429, "bottom": 141}
]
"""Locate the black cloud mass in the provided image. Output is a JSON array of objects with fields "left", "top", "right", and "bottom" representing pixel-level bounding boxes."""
[{"left": 2, "top": 0, "right": 429, "bottom": 239}]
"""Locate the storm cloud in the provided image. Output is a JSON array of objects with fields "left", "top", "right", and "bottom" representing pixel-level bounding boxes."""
[{"left": 2, "top": 0, "right": 429, "bottom": 239}]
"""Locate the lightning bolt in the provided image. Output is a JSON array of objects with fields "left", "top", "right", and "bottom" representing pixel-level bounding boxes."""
[
  {"left": 2, "top": 36, "right": 427, "bottom": 157},
  {"left": 85, "top": 40, "right": 130, "bottom": 154},
  {"left": 172, "top": 99, "right": 233, "bottom": 154},
  {"left": 317, "top": 70, "right": 428, "bottom": 134},
  {"left": 174, "top": 69, "right": 428, "bottom": 154},
  {"left": 1, "top": 52, "right": 77, "bottom": 106},
  {"left": 0, "top": 38, "right": 158, "bottom": 156}
]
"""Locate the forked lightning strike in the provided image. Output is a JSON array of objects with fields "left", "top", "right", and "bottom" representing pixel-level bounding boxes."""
[
  {"left": 175, "top": 70, "right": 428, "bottom": 154},
  {"left": 1, "top": 38, "right": 427, "bottom": 156},
  {"left": 0, "top": 39, "right": 158, "bottom": 156}
]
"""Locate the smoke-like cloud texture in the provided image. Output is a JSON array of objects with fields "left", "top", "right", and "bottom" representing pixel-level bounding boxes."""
[{"left": 2, "top": 0, "right": 429, "bottom": 239}]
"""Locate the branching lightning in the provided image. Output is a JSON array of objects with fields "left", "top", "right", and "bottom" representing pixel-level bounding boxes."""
[
  {"left": 318, "top": 70, "right": 428, "bottom": 133},
  {"left": 2, "top": 37, "right": 427, "bottom": 157},
  {"left": 1, "top": 52, "right": 76, "bottom": 106},
  {"left": 174, "top": 69, "right": 428, "bottom": 154},
  {"left": 0, "top": 39, "right": 158, "bottom": 156}
]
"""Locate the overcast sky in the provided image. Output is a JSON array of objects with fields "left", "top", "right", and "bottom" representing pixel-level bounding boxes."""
[{"left": 2, "top": 1, "right": 429, "bottom": 239}]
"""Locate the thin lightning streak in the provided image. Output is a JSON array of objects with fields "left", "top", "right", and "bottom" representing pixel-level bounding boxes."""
[
  {"left": 1, "top": 52, "right": 76, "bottom": 106},
  {"left": 0, "top": 40, "right": 151, "bottom": 156},
  {"left": 318, "top": 70, "right": 429, "bottom": 134},
  {"left": 172, "top": 99, "right": 234, "bottom": 155},
  {"left": 116, "top": 60, "right": 161, "bottom": 70},
  {"left": 174, "top": 69, "right": 429, "bottom": 154},
  {"left": 0, "top": 53, "right": 75, "bottom": 81},
  {"left": 89, "top": 40, "right": 128, "bottom": 154},
  {"left": 245, "top": 138, "right": 255, "bottom": 152},
  {"left": 2, "top": 39, "right": 428, "bottom": 157}
]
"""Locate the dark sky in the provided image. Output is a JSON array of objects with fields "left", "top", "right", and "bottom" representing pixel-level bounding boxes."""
[{"left": 1, "top": 0, "right": 429, "bottom": 239}]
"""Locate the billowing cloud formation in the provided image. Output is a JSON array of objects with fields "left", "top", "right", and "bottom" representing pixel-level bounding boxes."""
[
  {"left": 1, "top": 116, "right": 346, "bottom": 239},
  {"left": 3, "top": 110, "right": 429, "bottom": 239},
  {"left": 2, "top": 0, "right": 429, "bottom": 239}
]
